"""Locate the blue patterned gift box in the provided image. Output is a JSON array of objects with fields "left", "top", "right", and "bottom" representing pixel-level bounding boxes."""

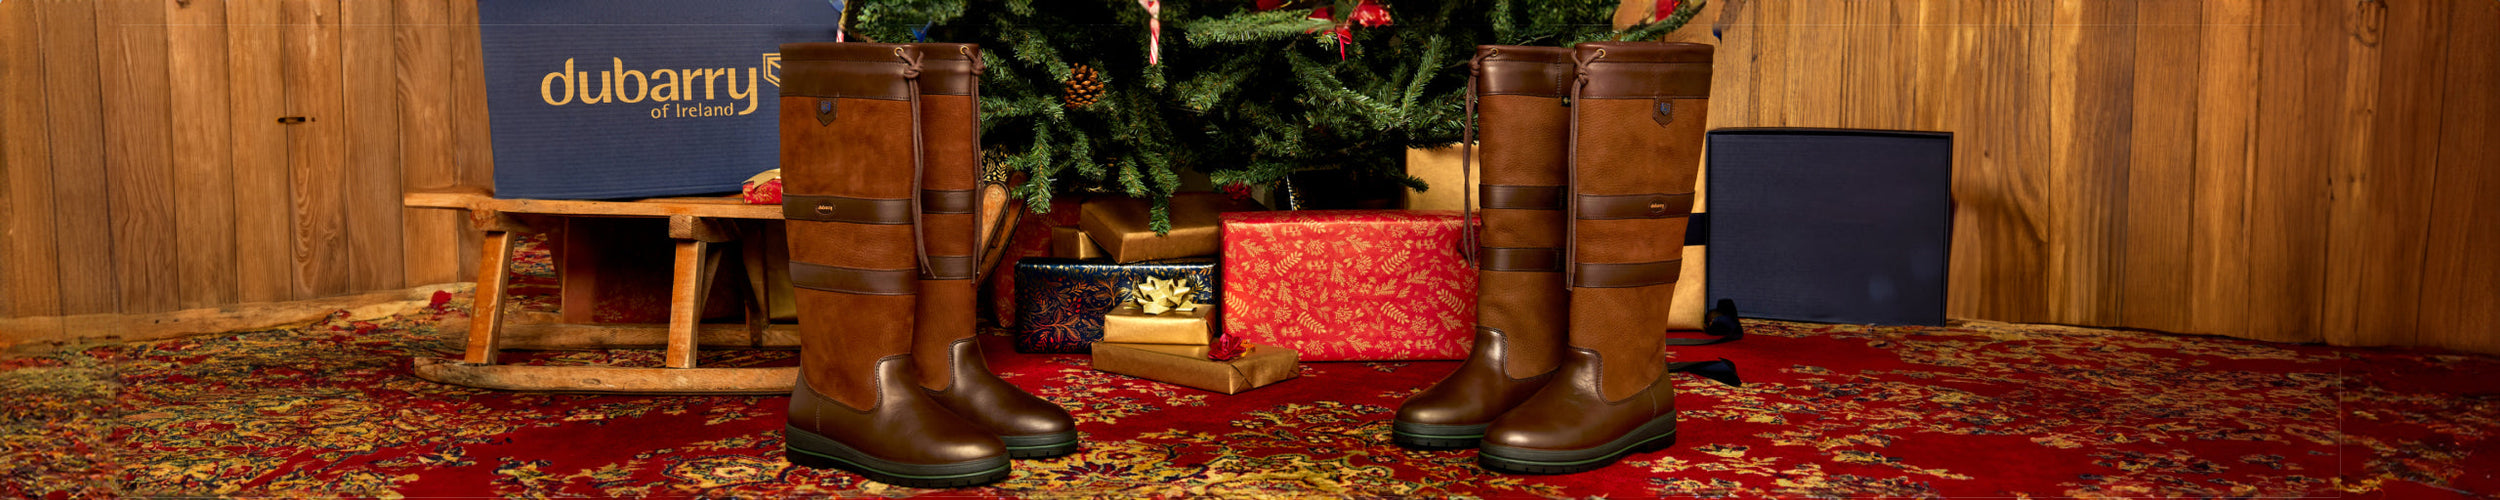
[{"left": 1013, "top": 257, "right": 1220, "bottom": 354}]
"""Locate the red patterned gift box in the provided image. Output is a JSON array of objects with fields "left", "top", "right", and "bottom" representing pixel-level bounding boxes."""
[{"left": 1219, "top": 210, "right": 1476, "bottom": 361}]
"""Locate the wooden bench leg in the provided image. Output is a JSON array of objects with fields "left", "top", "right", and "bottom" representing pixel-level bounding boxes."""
[
  {"left": 738, "top": 222, "right": 773, "bottom": 347},
  {"left": 465, "top": 230, "right": 517, "bottom": 364},
  {"left": 665, "top": 240, "right": 720, "bottom": 369}
]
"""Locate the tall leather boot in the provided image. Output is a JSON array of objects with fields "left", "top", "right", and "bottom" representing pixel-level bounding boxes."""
[
  {"left": 1393, "top": 46, "right": 1575, "bottom": 450},
  {"left": 905, "top": 43, "right": 1081, "bottom": 459},
  {"left": 1479, "top": 41, "right": 1714, "bottom": 475},
  {"left": 778, "top": 42, "right": 1010, "bottom": 488}
]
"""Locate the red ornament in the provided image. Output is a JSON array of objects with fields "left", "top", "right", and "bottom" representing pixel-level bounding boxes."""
[
  {"left": 1306, "top": 5, "right": 1330, "bottom": 20},
  {"left": 1350, "top": 0, "right": 1391, "bottom": 28},
  {"left": 1254, "top": 0, "right": 1285, "bottom": 11},
  {"left": 1221, "top": 182, "right": 1255, "bottom": 202},
  {"left": 1654, "top": 0, "right": 1681, "bottom": 21}
]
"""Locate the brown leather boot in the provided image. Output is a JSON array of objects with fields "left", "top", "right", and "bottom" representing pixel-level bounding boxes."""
[
  {"left": 904, "top": 43, "right": 1081, "bottom": 460},
  {"left": 778, "top": 42, "right": 1009, "bottom": 488},
  {"left": 1479, "top": 41, "right": 1713, "bottom": 475},
  {"left": 1393, "top": 45, "right": 1575, "bottom": 450}
]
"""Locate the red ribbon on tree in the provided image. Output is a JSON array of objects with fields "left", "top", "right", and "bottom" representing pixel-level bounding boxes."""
[{"left": 1304, "top": 1, "right": 1391, "bottom": 60}]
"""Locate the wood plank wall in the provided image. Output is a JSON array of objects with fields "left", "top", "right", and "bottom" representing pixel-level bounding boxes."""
[
  {"left": 3, "top": 0, "right": 2494, "bottom": 355},
  {"left": 0, "top": 0, "right": 491, "bottom": 323},
  {"left": 1710, "top": 0, "right": 2500, "bottom": 353}
]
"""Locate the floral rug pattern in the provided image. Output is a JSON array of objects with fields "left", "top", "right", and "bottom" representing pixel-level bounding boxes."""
[{"left": 5, "top": 242, "right": 2498, "bottom": 497}]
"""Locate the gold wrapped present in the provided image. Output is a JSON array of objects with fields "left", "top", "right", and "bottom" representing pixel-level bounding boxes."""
[
  {"left": 1101, "top": 277, "right": 1215, "bottom": 345},
  {"left": 1090, "top": 342, "right": 1298, "bottom": 395},
  {"left": 1102, "top": 304, "right": 1214, "bottom": 345},
  {"left": 1051, "top": 226, "right": 1107, "bottom": 259},
  {"left": 1401, "top": 145, "right": 1480, "bottom": 211},
  {"left": 1078, "top": 193, "right": 1262, "bottom": 263}
]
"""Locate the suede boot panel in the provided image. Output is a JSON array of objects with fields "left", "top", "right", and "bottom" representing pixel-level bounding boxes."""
[
  {"left": 1480, "top": 209, "right": 1564, "bottom": 251},
  {"left": 1566, "top": 98, "right": 1705, "bottom": 198},
  {"left": 1479, "top": 270, "right": 1566, "bottom": 379},
  {"left": 1572, "top": 218, "right": 1687, "bottom": 266},
  {"left": 786, "top": 223, "right": 917, "bottom": 273},
  {"left": 1477, "top": 96, "right": 1569, "bottom": 188},
  {"left": 795, "top": 289, "right": 913, "bottom": 410},
  {"left": 1567, "top": 285, "right": 1675, "bottom": 402},
  {"left": 779, "top": 97, "right": 915, "bottom": 200},
  {"left": 912, "top": 279, "right": 978, "bottom": 391},
  {"left": 918, "top": 96, "right": 979, "bottom": 193}
]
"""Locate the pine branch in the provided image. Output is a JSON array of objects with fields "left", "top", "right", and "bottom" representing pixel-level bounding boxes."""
[{"left": 1184, "top": 9, "right": 1335, "bottom": 45}]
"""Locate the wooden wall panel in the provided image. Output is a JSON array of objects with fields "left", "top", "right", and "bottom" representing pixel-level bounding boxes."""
[
  {"left": 2, "top": 0, "right": 63, "bottom": 319},
  {"left": 2325, "top": 0, "right": 2452, "bottom": 346},
  {"left": 38, "top": 1, "right": 118, "bottom": 315},
  {"left": 228, "top": 0, "right": 296, "bottom": 304},
  {"left": 2118, "top": 0, "right": 2197, "bottom": 334},
  {"left": 2243, "top": 0, "right": 2343, "bottom": 343},
  {"left": 3, "top": 0, "right": 486, "bottom": 334},
  {"left": 396, "top": 0, "right": 460, "bottom": 286},
  {"left": 281, "top": 0, "right": 351, "bottom": 299},
  {"left": 1838, "top": 0, "right": 1903, "bottom": 130},
  {"left": 1941, "top": 0, "right": 2054, "bottom": 324},
  {"left": 2044, "top": 0, "right": 2134, "bottom": 326},
  {"left": 342, "top": 0, "right": 406, "bottom": 292},
  {"left": 97, "top": 0, "right": 182, "bottom": 314},
  {"left": 1740, "top": 0, "right": 1788, "bottom": 128},
  {"left": 169, "top": 0, "right": 243, "bottom": 309},
  {"left": 448, "top": 0, "right": 495, "bottom": 282},
  {"left": 2184, "top": 0, "right": 2259, "bottom": 341},
  {"left": 1781, "top": 0, "right": 1846, "bottom": 128},
  {"left": 2418, "top": 0, "right": 2500, "bottom": 354}
]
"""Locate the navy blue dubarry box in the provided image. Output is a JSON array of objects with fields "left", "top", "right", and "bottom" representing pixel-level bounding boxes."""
[{"left": 480, "top": 1, "right": 839, "bottom": 200}]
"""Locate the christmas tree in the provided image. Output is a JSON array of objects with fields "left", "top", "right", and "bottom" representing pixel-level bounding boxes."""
[{"left": 848, "top": 0, "right": 1704, "bottom": 230}]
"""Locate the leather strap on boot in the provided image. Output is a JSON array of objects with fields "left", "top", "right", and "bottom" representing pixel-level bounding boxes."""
[{"left": 902, "top": 48, "right": 932, "bottom": 279}]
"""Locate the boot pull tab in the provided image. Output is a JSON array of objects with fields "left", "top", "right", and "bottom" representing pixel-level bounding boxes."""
[
  {"left": 816, "top": 98, "right": 838, "bottom": 126},
  {"left": 1652, "top": 99, "right": 1674, "bottom": 127}
]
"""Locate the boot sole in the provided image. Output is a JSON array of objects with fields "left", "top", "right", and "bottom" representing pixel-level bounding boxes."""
[
  {"left": 785, "top": 425, "right": 1011, "bottom": 488},
  {"left": 1002, "top": 431, "right": 1081, "bottom": 459},
  {"left": 1477, "top": 414, "right": 1678, "bottom": 475},
  {"left": 1390, "top": 421, "right": 1487, "bottom": 450}
]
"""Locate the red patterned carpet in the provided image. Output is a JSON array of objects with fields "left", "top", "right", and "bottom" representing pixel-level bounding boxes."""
[{"left": 6, "top": 243, "right": 2498, "bottom": 497}]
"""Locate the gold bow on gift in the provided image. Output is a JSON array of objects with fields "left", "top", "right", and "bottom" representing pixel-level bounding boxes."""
[{"left": 1132, "top": 277, "right": 1204, "bottom": 315}]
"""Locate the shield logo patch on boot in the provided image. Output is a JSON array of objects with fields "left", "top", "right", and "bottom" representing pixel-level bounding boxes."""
[{"left": 817, "top": 98, "right": 838, "bottom": 126}]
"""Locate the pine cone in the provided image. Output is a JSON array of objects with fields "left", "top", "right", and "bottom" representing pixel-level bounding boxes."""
[{"left": 1062, "top": 64, "right": 1104, "bottom": 109}]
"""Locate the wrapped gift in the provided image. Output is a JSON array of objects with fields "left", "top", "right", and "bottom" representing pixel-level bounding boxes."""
[
  {"left": 1220, "top": 210, "right": 1477, "bottom": 361},
  {"left": 1091, "top": 342, "right": 1298, "bottom": 394},
  {"left": 990, "top": 197, "right": 1087, "bottom": 328},
  {"left": 1401, "top": 146, "right": 1479, "bottom": 211},
  {"left": 1079, "top": 193, "right": 1263, "bottom": 263},
  {"left": 1013, "top": 257, "right": 1220, "bottom": 354},
  {"left": 1052, "top": 226, "right": 1107, "bottom": 259},
  {"left": 1102, "top": 305, "right": 1216, "bottom": 345}
]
